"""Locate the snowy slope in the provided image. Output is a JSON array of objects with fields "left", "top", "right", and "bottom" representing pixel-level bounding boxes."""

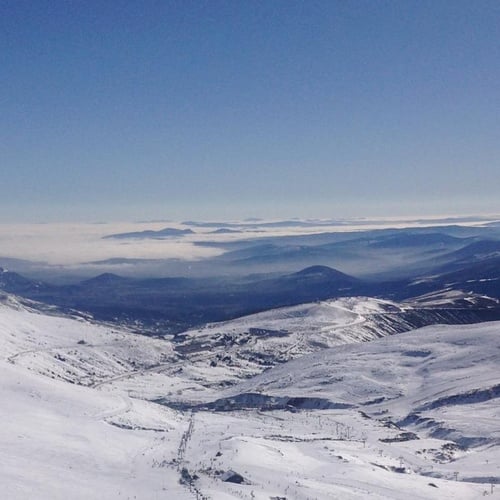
[
  {"left": 166, "top": 293, "right": 497, "bottom": 404},
  {"left": 0, "top": 294, "right": 176, "bottom": 385},
  {"left": 228, "top": 320, "right": 500, "bottom": 424},
  {"left": 0, "top": 360, "right": 193, "bottom": 500},
  {"left": 212, "top": 321, "right": 500, "bottom": 488},
  {"left": 1, "top": 292, "right": 499, "bottom": 499},
  {"left": 0, "top": 301, "right": 190, "bottom": 498}
]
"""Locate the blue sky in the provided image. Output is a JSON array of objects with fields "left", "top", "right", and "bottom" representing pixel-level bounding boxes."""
[{"left": 2, "top": 0, "right": 499, "bottom": 222}]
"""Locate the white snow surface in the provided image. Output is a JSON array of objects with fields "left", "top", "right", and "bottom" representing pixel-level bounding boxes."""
[{"left": 0, "top": 293, "right": 499, "bottom": 499}]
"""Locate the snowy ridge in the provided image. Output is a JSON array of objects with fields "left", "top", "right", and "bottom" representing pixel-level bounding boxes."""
[{"left": 169, "top": 293, "right": 497, "bottom": 401}]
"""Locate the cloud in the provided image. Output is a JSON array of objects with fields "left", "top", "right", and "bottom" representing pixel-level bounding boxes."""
[{"left": 0, "top": 222, "right": 222, "bottom": 266}]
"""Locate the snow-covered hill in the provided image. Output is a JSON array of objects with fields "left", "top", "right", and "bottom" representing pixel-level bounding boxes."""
[
  {"left": 225, "top": 320, "right": 500, "bottom": 448},
  {"left": 168, "top": 292, "right": 498, "bottom": 401},
  {"left": 1, "top": 292, "right": 498, "bottom": 499}
]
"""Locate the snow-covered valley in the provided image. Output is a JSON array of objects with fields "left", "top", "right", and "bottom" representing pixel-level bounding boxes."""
[{"left": 1, "top": 292, "right": 499, "bottom": 499}]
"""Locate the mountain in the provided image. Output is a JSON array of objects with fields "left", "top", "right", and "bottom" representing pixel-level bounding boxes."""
[
  {"left": 172, "top": 291, "right": 499, "bottom": 385},
  {"left": 429, "top": 240, "right": 500, "bottom": 273},
  {"left": 208, "top": 228, "right": 241, "bottom": 234},
  {"left": 80, "top": 272, "right": 129, "bottom": 286},
  {"left": 183, "top": 219, "right": 347, "bottom": 228},
  {"left": 4, "top": 223, "right": 500, "bottom": 283},
  {"left": 1, "top": 293, "right": 498, "bottom": 498},
  {"left": 0, "top": 266, "right": 362, "bottom": 332},
  {"left": 3, "top": 260, "right": 500, "bottom": 334},
  {"left": 0, "top": 268, "right": 46, "bottom": 293},
  {"left": 103, "top": 227, "right": 195, "bottom": 239},
  {"left": 403, "top": 255, "right": 500, "bottom": 300},
  {"left": 209, "top": 229, "right": 476, "bottom": 279},
  {"left": 260, "top": 264, "right": 359, "bottom": 292}
]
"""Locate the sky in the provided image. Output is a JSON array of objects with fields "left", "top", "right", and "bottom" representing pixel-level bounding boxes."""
[{"left": 2, "top": 0, "right": 499, "bottom": 222}]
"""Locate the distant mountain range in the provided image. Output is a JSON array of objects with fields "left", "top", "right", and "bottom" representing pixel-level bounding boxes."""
[
  {"left": 2, "top": 222, "right": 500, "bottom": 284},
  {"left": 191, "top": 224, "right": 500, "bottom": 279},
  {"left": 1, "top": 250, "right": 499, "bottom": 334}
]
